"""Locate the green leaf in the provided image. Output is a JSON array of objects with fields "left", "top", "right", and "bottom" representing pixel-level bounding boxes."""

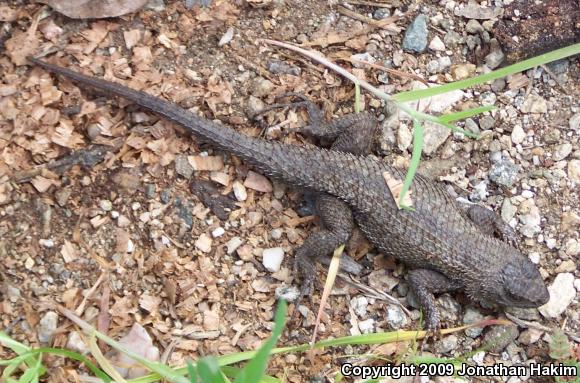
[
  {"left": 549, "top": 328, "right": 572, "bottom": 361},
  {"left": 234, "top": 300, "right": 287, "bottom": 383},
  {"left": 392, "top": 43, "right": 580, "bottom": 102}
]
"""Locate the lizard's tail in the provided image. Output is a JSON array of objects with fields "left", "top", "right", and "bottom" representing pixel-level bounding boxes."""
[{"left": 28, "top": 57, "right": 369, "bottom": 202}]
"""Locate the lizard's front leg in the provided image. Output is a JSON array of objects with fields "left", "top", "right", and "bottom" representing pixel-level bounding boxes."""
[
  {"left": 466, "top": 204, "right": 519, "bottom": 248},
  {"left": 407, "top": 268, "right": 462, "bottom": 331}
]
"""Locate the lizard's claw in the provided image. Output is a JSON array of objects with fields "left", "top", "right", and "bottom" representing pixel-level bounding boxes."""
[
  {"left": 420, "top": 324, "right": 442, "bottom": 354},
  {"left": 290, "top": 253, "right": 316, "bottom": 323}
]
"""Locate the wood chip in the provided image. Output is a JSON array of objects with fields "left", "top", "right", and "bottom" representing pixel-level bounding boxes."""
[
  {"left": 61, "top": 240, "right": 79, "bottom": 263},
  {"left": 195, "top": 233, "right": 213, "bottom": 253},
  {"left": 209, "top": 171, "right": 231, "bottom": 186},
  {"left": 123, "top": 29, "right": 142, "bottom": 49},
  {"left": 139, "top": 294, "right": 162, "bottom": 314},
  {"left": 188, "top": 155, "right": 224, "bottom": 171}
]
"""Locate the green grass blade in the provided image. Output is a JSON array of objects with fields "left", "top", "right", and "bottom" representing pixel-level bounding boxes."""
[
  {"left": 0, "top": 331, "right": 39, "bottom": 369},
  {"left": 398, "top": 120, "right": 424, "bottom": 209},
  {"left": 392, "top": 43, "right": 580, "bottom": 102},
  {"left": 440, "top": 105, "right": 495, "bottom": 123},
  {"left": 234, "top": 300, "right": 287, "bottom": 383},
  {"left": 186, "top": 361, "right": 197, "bottom": 383},
  {"left": 1, "top": 348, "right": 110, "bottom": 382},
  {"left": 221, "top": 367, "right": 279, "bottom": 383},
  {"left": 17, "top": 353, "right": 42, "bottom": 383},
  {"left": 197, "top": 357, "right": 227, "bottom": 383}
]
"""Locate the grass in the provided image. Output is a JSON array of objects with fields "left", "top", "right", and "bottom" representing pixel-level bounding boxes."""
[{"left": 1, "top": 306, "right": 511, "bottom": 382}]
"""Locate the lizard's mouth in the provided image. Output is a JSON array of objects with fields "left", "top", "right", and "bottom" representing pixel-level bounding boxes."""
[{"left": 502, "top": 285, "right": 550, "bottom": 308}]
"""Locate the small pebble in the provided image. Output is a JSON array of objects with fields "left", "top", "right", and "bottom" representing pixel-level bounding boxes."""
[
  {"left": 539, "top": 273, "right": 576, "bottom": 318},
  {"left": 39, "top": 238, "right": 55, "bottom": 248},
  {"left": 465, "top": 19, "right": 483, "bottom": 34},
  {"left": 100, "top": 199, "right": 113, "bottom": 211},
  {"left": 38, "top": 311, "right": 58, "bottom": 344},
  {"left": 358, "top": 318, "right": 375, "bottom": 334},
  {"left": 211, "top": 227, "right": 225, "bottom": 238},
  {"left": 232, "top": 181, "right": 247, "bottom": 201},
  {"left": 226, "top": 237, "right": 243, "bottom": 254},
  {"left": 270, "top": 228, "right": 283, "bottom": 240},
  {"left": 428, "top": 36, "right": 445, "bottom": 51},
  {"left": 483, "top": 325, "right": 519, "bottom": 353},
  {"left": 402, "top": 14, "right": 429, "bottom": 53},
  {"left": 262, "top": 247, "right": 285, "bottom": 272},
  {"left": 386, "top": 305, "right": 408, "bottom": 329}
]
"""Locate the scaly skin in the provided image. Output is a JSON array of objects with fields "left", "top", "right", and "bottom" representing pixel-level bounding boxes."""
[{"left": 29, "top": 57, "right": 550, "bottom": 329}]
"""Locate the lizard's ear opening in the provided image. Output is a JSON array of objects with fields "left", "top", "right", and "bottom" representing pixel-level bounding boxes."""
[{"left": 501, "top": 261, "right": 549, "bottom": 308}]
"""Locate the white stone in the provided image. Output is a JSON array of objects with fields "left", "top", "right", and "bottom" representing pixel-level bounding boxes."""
[
  {"left": 67, "top": 331, "right": 89, "bottom": 354},
  {"left": 568, "top": 160, "right": 580, "bottom": 183},
  {"left": 211, "top": 227, "right": 225, "bottom": 238},
  {"left": 358, "top": 318, "right": 375, "bottom": 334},
  {"left": 350, "top": 296, "right": 369, "bottom": 317},
  {"left": 528, "top": 252, "right": 540, "bottom": 264},
  {"left": 404, "top": 81, "right": 465, "bottom": 115},
  {"left": 39, "top": 239, "right": 55, "bottom": 248},
  {"left": 232, "top": 181, "right": 247, "bottom": 201},
  {"left": 521, "top": 190, "right": 534, "bottom": 198},
  {"left": 262, "top": 247, "right": 284, "bottom": 272},
  {"left": 511, "top": 125, "right": 526, "bottom": 144},
  {"left": 429, "top": 36, "right": 446, "bottom": 51},
  {"left": 226, "top": 237, "right": 243, "bottom": 254},
  {"left": 539, "top": 273, "right": 576, "bottom": 318},
  {"left": 521, "top": 94, "right": 547, "bottom": 114},
  {"left": 38, "top": 311, "right": 58, "bottom": 344}
]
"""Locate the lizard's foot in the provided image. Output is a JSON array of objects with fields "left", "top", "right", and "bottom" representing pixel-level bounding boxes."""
[
  {"left": 290, "top": 253, "right": 316, "bottom": 323},
  {"left": 419, "top": 321, "right": 442, "bottom": 353}
]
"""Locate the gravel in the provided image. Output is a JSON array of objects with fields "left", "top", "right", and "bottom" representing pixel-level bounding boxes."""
[
  {"left": 539, "top": 273, "right": 576, "bottom": 318},
  {"left": 402, "top": 14, "right": 429, "bottom": 53}
]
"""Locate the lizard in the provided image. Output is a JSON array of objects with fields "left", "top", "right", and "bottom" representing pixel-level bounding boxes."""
[{"left": 28, "top": 56, "right": 550, "bottom": 332}]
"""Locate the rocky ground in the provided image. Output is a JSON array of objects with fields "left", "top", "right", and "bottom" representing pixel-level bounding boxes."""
[{"left": 0, "top": 0, "right": 578, "bottom": 382}]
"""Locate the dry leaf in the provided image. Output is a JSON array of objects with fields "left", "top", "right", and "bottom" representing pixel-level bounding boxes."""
[
  {"left": 39, "top": 0, "right": 148, "bottom": 19},
  {"left": 383, "top": 171, "right": 413, "bottom": 209},
  {"left": 0, "top": 5, "right": 18, "bottom": 22},
  {"left": 5, "top": 17, "right": 39, "bottom": 65}
]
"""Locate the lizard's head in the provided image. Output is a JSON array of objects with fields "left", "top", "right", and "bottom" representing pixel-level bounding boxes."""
[{"left": 494, "top": 256, "right": 549, "bottom": 308}]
